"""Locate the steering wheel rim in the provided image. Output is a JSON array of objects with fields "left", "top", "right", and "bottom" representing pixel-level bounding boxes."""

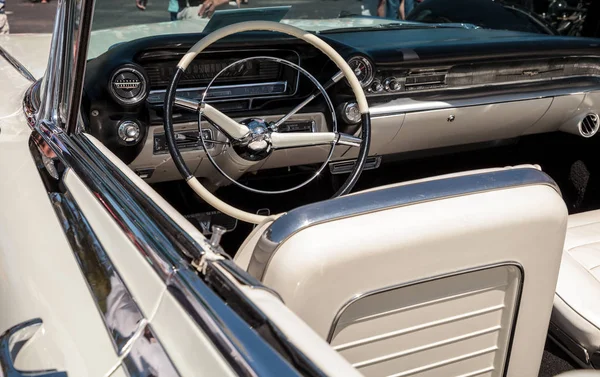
[{"left": 163, "top": 21, "right": 371, "bottom": 224}]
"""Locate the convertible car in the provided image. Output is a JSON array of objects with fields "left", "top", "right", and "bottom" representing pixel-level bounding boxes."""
[{"left": 3, "top": 0, "right": 600, "bottom": 376}]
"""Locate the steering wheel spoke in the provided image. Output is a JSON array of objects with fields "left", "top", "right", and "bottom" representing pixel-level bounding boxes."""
[
  {"left": 270, "top": 132, "right": 362, "bottom": 149},
  {"left": 270, "top": 132, "right": 337, "bottom": 149},
  {"left": 337, "top": 133, "right": 363, "bottom": 148},
  {"left": 174, "top": 97, "right": 250, "bottom": 140},
  {"left": 272, "top": 71, "right": 345, "bottom": 129}
]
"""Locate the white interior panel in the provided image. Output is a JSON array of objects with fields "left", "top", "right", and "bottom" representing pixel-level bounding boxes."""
[
  {"left": 331, "top": 266, "right": 521, "bottom": 377},
  {"left": 389, "top": 99, "right": 552, "bottom": 153}
]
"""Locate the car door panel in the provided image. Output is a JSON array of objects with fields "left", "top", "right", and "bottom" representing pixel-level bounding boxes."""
[{"left": 0, "top": 130, "right": 117, "bottom": 376}]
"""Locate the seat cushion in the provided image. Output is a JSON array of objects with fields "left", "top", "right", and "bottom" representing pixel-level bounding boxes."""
[{"left": 554, "top": 210, "right": 600, "bottom": 351}]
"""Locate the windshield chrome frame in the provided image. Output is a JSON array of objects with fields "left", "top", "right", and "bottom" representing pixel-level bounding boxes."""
[{"left": 37, "top": 0, "right": 93, "bottom": 132}]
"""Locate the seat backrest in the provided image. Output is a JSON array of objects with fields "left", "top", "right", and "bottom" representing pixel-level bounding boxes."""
[{"left": 235, "top": 166, "right": 568, "bottom": 377}]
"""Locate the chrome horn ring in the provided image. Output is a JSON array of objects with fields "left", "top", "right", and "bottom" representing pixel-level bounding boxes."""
[{"left": 196, "top": 56, "right": 338, "bottom": 195}]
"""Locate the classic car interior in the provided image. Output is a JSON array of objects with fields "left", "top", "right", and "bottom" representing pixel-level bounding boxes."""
[{"left": 72, "top": 11, "right": 600, "bottom": 377}]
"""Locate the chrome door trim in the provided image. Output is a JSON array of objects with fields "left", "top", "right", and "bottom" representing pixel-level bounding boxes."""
[
  {"left": 0, "top": 46, "right": 35, "bottom": 82},
  {"left": 246, "top": 167, "right": 559, "bottom": 281},
  {"left": 50, "top": 189, "right": 144, "bottom": 356},
  {"left": 30, "top": 140, "right": 180, "bottom": 376},
  {"left": 71, "top": 133, "right": 314, "bottom": 377},
  {"left": 30, "top": 118, "right": 322, "bottom": 376}
]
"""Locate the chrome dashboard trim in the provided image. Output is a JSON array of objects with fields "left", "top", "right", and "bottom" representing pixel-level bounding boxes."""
[
  {"left": 149, "top": 81, "right": 289, "bottom": 104},
  {"left": 369, "top": 78, "right": 600, "bottom": 117},
  {"left": 247, "top": 168, "right": 560, "bottom": 280},
  {"left": 0, "top": 45, "right": 36, "bottom": 82},
  {"left": 144, "top": 48, "right": 301, "bottom": 106}
]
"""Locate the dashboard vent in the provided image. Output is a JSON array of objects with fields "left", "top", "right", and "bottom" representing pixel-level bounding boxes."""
[
  {"left": 580, "top": 114, "right": 599, "bottom": 138},
  {"left": 405, "top": 69, "right": 448, "bottom": 91}
]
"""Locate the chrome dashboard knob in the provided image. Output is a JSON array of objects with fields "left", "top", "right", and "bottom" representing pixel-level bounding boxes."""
[
  {"left": 371, "top": 80, "right": 383, "bottom": 93},
  {"left": 117, "top": 120, "right": 141, "bottom": 143},
  {"left": 341, "top": 102, "right": 361, "bottom": 124},
  {"left": 384, "top": 77, "right": 401, "bottom": 92}
]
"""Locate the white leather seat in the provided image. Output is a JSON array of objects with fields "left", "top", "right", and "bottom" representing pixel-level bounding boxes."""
[
  {"left": 551, "top": 210, "right": 600, "bottom": 368},
  {"left": 236, "top": 165, "right": 568, "bottom": 377}
]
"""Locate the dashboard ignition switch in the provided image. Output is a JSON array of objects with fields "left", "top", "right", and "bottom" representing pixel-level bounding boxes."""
[{"left": 342, "top": 102, "right": 361, "bottom": 124}]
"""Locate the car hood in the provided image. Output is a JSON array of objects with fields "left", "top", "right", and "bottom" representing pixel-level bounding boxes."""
[{"left": 0, "top": 33, "right": 52, "bottom": 80}]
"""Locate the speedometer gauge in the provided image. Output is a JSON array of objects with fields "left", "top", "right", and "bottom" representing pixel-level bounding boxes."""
[{"left": 347, "top": 56, "right": 374, "bottom": 88}]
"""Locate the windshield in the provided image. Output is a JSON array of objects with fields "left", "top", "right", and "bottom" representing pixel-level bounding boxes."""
[
  {"left": 92, "top": 0, "right": 427, "bottom": 31},
  {"left": 89, "top": 0, "right": 453, "bottom": 58},
  {"left": 86, "top": 0, "right": 598, "bottom": 59}
]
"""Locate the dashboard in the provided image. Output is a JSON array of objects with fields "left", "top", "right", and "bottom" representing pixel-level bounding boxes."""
[{"left": 83, "top": 27, "right": 600, "bottom": 183}]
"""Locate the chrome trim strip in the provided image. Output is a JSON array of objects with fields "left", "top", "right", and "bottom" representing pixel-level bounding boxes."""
[
  {"left": 149, "top": 81, "right": 289, "bottom": 103},
  {"left": 49, "top": 189, "right": 145, "bottom": 356},
  {"left": 169, "top": 268, "right": 305, "bottom": 377},
  {"left": 548, "top": 321, "right": 591, "bottom": 368},
  {"left": 30, "top": 140, "right": 180, "bottom": 376},
  {"left": 122, "top": 324, "right": 180, "bottom": 377},
  {"left": 216, "top": 259, "right": 285, "bottom": 303},
  {"left": 143, "top": 47, "right": 302, "bottom": 105},
  {"left": 0, "top": 46, "right": 36, "bottom": 82},
  {"left": 369, "top": 78, "right": 600, "bottom": 117},
  {"left": 327, "top": 262, "right": 524, "bottom": 342},
  {"left": 247, "top": 168, "right": 559, "bottom": 280}
]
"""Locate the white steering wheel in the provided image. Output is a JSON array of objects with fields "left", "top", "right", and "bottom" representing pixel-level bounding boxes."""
[{"left": 163, "top": 21, "right": 371, "bottom": 224}]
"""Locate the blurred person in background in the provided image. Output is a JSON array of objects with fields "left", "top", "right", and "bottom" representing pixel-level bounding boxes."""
[
  {"left": 136, "top": 0, "right": 148, "bottom": 11},
  {"left": 386, "top": 0, "right": 400, "bottom": 19},
  {"left": 0, "top": 0, "right": 8, "bottom": 34},
  {"left": 400, "top": 0, "right": 414, "bottom": 19},
  {"left": 198, "top": 0, "right": 240, "bottom": 17},
  {"left": 169, "top": 0, "right": 179, "bottom": 20},
  {"left": 362, "top": 0, "right": 399, "bottom": 19}
]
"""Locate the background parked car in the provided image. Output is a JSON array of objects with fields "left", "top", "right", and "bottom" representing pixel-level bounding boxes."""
[{"left": 406, "top": 0, "right": 558, "bottom": 35}]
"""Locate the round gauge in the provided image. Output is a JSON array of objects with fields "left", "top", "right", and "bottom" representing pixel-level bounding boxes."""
[{"left": 347, "top": 56, "right": 374, "bottom": 88}]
